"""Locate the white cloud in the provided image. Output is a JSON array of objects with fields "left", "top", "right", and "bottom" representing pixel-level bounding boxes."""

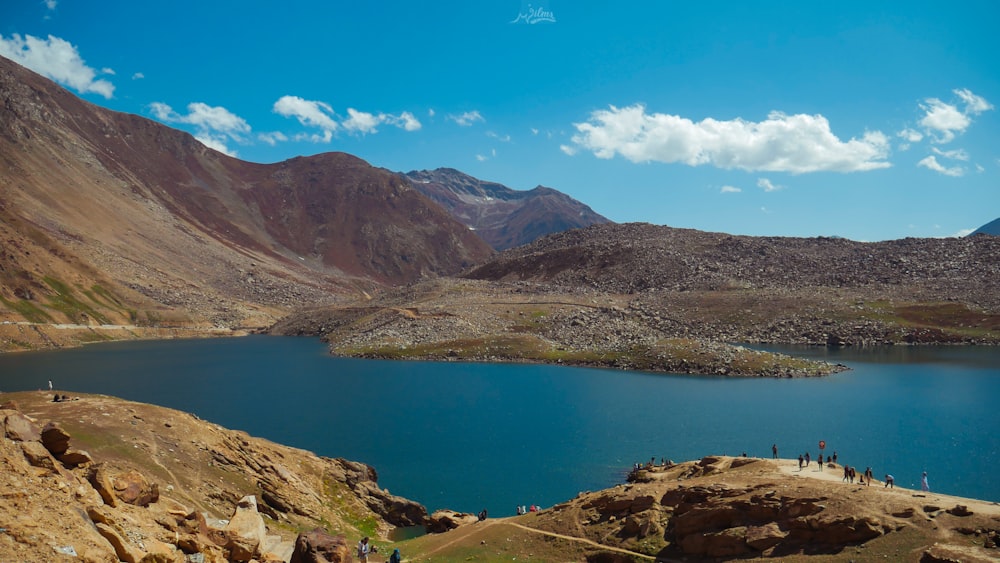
[
  {"left": 757, "top": 178, "right": 783, "bottom": 192},
  {"left": 955, "top": 88, "right": 993, "bottom": 114},
  {"left": 149, "top": 101, "right": 250, "bottom": 155},
  {"left": 955, "top": 228, "right": 976, "bottom": 237},
  {"left": 932, "top": 147, "right": 969, "bottom": 161},
  {"left": 487, "top": 131, "right": 511, "bottom": 142},
  {"left": 569, "top": 105, "right": 890, "bottom": 173},
  {"left": 45, "top": 0, "right": 57, "bottom": 9},
  {"left": 273, "top": 97, "right": 421, "bottom": 139},
  {"left": 428, "top": 108, "right": 435, "bottom": 117},
  {"left": 386, "top": 111, "right": 421, "bottom": 131},
  {"left": 918, "top": 88, "right": 993, "bottom": 143},
  {"left": 273, "top": 95, "right": 339, "bottom": 140},
  {"left": 919, "top": 99, "right": 970, "bottom": 143},
  {"left": 449, "top": 110, "right": 484, "bottom": 126},
  {"left": 475, "top": 154, "right": 488, "bottom": 162},
  {"left": 531, "top": 127, "right": 540, "bottom": 135},
  {"left": 0, "top": 33, "right": 114, "bottom": 98},
  {"left": 976, "top": 164, "right": 985, "bottom": 173},
  {"left": 100, "top": 67, "right": 115, "bottom": 75},
  {"left": 131, "top": 72, "right": 144, "bottom": 80},
  {"left": 559, "top": 144, "right": 577, "bottom": 156},
  {"left": 917, "top": 155, "right": 964, "bottom": 177},
  {"left": 257, "top": 131, "right": 288, "bottom": 146},
  {"left": 897, "top": 127, "right": 923, "bottom": 150},
  {"left": 720, "top": 185, "right": 741, "bottom": 193},
  {"left": 342, "top": 108, "right": 381, "bottom": 134}
]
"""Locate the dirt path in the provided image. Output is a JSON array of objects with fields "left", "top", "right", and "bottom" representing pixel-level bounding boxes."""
[{"left": 505, "top": 521, "right": 657, "bottom": 560}]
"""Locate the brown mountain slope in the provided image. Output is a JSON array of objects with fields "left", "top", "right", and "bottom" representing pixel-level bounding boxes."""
[
  {"left": 406, "top": 168, "right": 611, "bottom": 250},
  {"left": 0, "top": 55, "right": 492, "bottom": 346}
]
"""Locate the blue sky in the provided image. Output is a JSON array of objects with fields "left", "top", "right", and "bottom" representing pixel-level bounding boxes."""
[{"left": 2, "top": 1, "right": 998, "bottom": 241}]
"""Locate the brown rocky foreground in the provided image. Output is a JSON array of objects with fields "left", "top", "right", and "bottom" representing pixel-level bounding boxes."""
[{"left": 2, "top": 391, "right": 998, "bottom": 562}]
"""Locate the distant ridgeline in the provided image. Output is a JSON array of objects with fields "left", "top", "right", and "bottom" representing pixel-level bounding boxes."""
[{"left": 971, "top": 217, "right": 1000, "bottom": 236}]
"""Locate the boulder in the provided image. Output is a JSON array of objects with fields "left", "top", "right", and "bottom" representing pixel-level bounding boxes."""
[
  {"left": 41, "top": 421, "right": 72, "bottom": 456},
  {"left": 681, "top": 526, "right": 749, "bottom": 557},
  {"left": 20, "top": 440, "right": 58, "bottom": 471},
  {"left": 59, "top": 448, "right": 93, "bottom": 467},
  {"left": 113, "top": 469, "right": 159, "bottom": 506},
  {"left": 88, "top": 463, "right": 118, "bottom": 507},
  {"left": 356, "top": 481, "right": 428, "bottom": 527},
  {"left": 946, "top": 504, "right": 973, "bottom": 517},
  {"left": 95, "top": 522, "right": 144, "bottom": 563},
  {"left": 289, "top": 528, "right": 351, "bottom": 563},
  {"left": 3, "top": 411, "right": 40, "bottom": 442},
  {"left": 426, "top": 510, "right": 478, "bottom": 533},
  {"left": 746, "top": 522, "right": 787, "bottom": 551},
  {"left": 673, "top": 505, "right": 740, "bottom": 535},
  {"left": 224, "top": 495, "right": 268, "bottom": 562}
]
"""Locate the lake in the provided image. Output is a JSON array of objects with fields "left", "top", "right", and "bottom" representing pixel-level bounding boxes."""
[{"left": 0, "top": 336, "right": 997, "bottom": 515}]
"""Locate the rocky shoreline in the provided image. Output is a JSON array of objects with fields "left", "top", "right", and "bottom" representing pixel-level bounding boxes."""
[{"left": 5, "top": 392, "right": 998, "bottom": 562}]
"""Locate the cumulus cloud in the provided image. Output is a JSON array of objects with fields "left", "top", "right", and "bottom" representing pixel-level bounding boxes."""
[
  {"left": 0, "top": 33, "right": 114, "bottom": 98},
  {"left": 917, "top": 155, "right": 964, "bottom": 177},
  {"left": 273, "top": 96, "right": 339, "bottom": 141},
  {"left": 568, "top": 105, "right": 890, "bottom": 173},
  {"left": 757, "top": 178, "right": 783, "bottom": 192},
  {"left": 149, "top": 101, "right": 250, "bottom": 155},
  {"left": 449, "top": 110, "right": 484, "bottom": 126},
  {"left": 897, "top": 127, "right": 923, "bottom": 150},
  {"left": 132, "top": 72, "right": 144, "bottom": 80},
  {"left": 342, "top": 108, "right": 381, "bottom": 134},
  {"left": 720, "top": 185, "right": 741, "bottom": 193},
  {"left": 273, "top": 96, "right": 421, "bottom": 139},
  {"left": 385, "top": 111, "right": 422, "bottom": 131},
  {"left": 918, "top": 88, "right": 993, "bottom": 143},
  {"left": 955, "top": 88, "right": 993, "bottom": 113},
  {"left": 559, "top": 144, "right": 577, "bottom": 156}
]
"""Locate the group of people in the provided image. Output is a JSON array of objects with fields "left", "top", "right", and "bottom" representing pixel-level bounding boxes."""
[
  {"left": 515, "top": 505, "right": 539, "bottom": 515},
  {"left": 779, "top": 443, "right": 929, "bottom": 493},
  {"left": 356, "top": 537, "right": 401, "bottom": 563},
  {"left": 842, "top": 465, "right": 875, "bottom": 485}
]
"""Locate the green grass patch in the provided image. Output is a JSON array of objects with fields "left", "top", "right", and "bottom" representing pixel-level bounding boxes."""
[
  {"left": 0, "top": 295, "right": 55, "bottom": 323},
  {"left": 42, "top": 276, "right": 110, "bottom": 324}
]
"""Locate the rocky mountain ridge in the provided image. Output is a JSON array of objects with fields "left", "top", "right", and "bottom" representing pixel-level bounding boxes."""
[
  {"left": 0, "top": 54, "right": 491, "bottom": 344},
  {"left": 405, "top": 168, "right": 610, "bottom": 250}
]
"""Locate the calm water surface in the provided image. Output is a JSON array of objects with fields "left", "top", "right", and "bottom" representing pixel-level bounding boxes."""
[{"left": 0, "top": 336, "right": 997, "bottom": 514}]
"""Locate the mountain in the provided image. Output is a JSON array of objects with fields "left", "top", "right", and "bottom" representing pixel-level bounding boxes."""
[
  {"left": 971, "top": 217, "right": 1000, "bottom": 236},
  {"left": 0, "top": 56, "right": 492, "bottom": 335},
  {"left": 405, "top": 168, "right": 611, "bottom": 250}
]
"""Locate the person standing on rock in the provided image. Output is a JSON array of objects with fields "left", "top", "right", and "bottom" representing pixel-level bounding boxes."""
[
  {"left": 772, "top": 444, "right": 778, "bottom": 459},
  {"left": 798, "top": 454, "right": 803, "bottom": 469},
  {"left": 805, "top": 452, "right": 810, "bottom": 467},
  {"left": 357, "top": 537, "right": 371, "bottom": 562},
  {"left": 865, "top": 467, "right": 873, "bottom": 486},
  {"left": 921, "top": 471, "right": 930, "bottom": 492}
]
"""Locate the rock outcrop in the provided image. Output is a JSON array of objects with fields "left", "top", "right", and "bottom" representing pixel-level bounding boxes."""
[{"left": 0, "top": 392, "right": 429, "bottom": 562}]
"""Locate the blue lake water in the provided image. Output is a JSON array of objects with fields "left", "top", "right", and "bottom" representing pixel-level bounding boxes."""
[{"left": 0, "top": 336, "right": 997, "bottom": 515}]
